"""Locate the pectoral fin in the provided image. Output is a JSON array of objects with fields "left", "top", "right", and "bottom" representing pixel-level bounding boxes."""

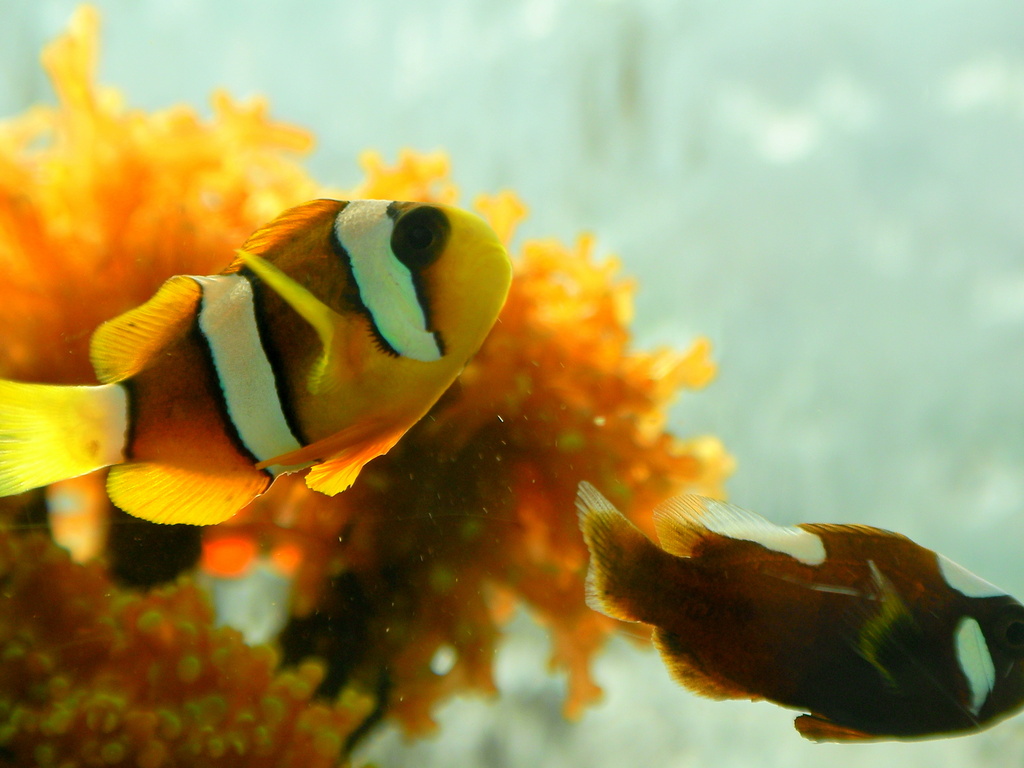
[
  {"left": 257, "top": 419, "right": 407, "bottom": 496},
  {"left": 855, "top": 561, "right": 923, "bottom": 690},
  {"left": 235, "top": 248, "right": 345, "bottom": 395}
]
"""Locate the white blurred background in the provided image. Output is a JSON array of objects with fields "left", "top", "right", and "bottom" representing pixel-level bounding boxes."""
[{"left": 4, "top": 1, "right": 1024, "bottom": 765}]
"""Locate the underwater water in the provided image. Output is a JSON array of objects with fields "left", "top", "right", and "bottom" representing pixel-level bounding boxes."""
[{"left": 3, "top": 0, "right": 1024, "bottom": 766}]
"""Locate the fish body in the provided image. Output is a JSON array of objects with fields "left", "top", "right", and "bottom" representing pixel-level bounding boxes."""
[
  {"left": 0, "top": 200, "right": 511, "bottom": 525},
  {"left": 576, "top": 482, "right": 1024, "bottom": 741}
]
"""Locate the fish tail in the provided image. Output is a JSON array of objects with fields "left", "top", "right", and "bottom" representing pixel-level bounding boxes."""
[
  {"left": 576, "top": 481, "right": 673, "bottom": 624},
  {"left": 0, "top": 379, "right": 128, "bottom": 496}
]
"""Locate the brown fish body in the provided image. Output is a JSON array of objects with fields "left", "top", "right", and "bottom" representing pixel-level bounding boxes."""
[{"left": 576, "top": 482, "right": 1024, "bottom": 741}]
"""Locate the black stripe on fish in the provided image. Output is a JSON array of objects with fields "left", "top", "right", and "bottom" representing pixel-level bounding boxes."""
[
  {"left": 189, "top": 312, "right": 273, "bottom": 480},
  {"left": 328, "top": 223, "right": 400, "bottom": 358},
  {"left": 386, "top": 201, "right": 447, "bottom": 357},
  {"left": 238, "top": 266, "right": 309, "bottom": 447},
  {"left": 120, "top": 379, "right": 138, "bottom": 461}
]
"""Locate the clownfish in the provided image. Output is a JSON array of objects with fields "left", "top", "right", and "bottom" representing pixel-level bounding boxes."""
[
  {"left": 576, "top": 482, "right": 1024, "bottom": 741},
  {"left": 0, "top": 200, "right": 511, "bottom": 525}
]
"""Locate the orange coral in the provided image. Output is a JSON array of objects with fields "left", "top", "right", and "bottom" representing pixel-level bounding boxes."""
[
  {"left": 0, "top": 6, "right": 317, "bottom": 383},
  {"left": 0, "top": 524, "right": 371, "bottom": 768},
  {"left": 0, "top": 4, "right": 734, "bottom": 763}
]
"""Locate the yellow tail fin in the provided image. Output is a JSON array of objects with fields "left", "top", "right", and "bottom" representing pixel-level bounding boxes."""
[{"left": 0, "top": 380, "right": 128, "bottom": 495}]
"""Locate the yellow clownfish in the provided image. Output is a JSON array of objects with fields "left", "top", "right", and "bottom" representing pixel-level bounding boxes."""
[
  {"left": 0, "top": 199, "right": 512, "bottom": 525},
  {"left": 577, "top": 482, "right": 1024, "bottom": 741}
]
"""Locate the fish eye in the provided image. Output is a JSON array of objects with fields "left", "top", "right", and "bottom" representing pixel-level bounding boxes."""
[
  {"left": 391, "top": 206, "right": 449, "bottom": 271},
  {"left": 992, "top": 604, "right": 1024, "bottom": 655},
  {"left": 408, "top": 224, "right": 434, "bottom": 249}
]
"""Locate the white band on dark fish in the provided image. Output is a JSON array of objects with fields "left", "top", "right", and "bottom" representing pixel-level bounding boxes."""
[
  {"left": 938, "top": 554, "right": 1007, "bottom": 599},
  {"left": 661, "top": 496, "right": 828, "bottom": 566},
  {"left": 954, "top": 616, "right": 996, "bottom": 716}
]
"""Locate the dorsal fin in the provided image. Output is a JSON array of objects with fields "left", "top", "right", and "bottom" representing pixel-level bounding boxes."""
[
  {"left": 234, "top": 248, "right": 346, "bottom": 395},
  {"left": 222, "top": 199, "right": 344, "bottom": 272},
  {"left": 650, "top": 495, "right": 711, "bottom": 557},
  {"left": 89, "top": 275, "right": 200, "bottom": 383},
  {"left": 653, "top": 495, "right": 826, "bottom": 566},
  {"left": 802, "top": 522, "right": 911, "bottom": 541}
]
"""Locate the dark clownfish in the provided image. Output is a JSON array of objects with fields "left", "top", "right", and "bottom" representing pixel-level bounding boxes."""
[
  {"left": 0, "top": 200, "right": 512, "bottom": 525},
  {"left": 576, "top": 482, "right": 1024, "bottom": 741}
]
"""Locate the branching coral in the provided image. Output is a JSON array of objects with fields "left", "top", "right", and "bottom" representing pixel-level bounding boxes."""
[
  {"left": 0, "top": 5, "right": 734, "bottom": 765},
  {"left": 0, "top": 6, "right": 317, "bottom": 384}
]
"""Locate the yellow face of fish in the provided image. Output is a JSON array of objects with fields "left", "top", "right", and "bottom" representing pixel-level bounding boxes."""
[
  {"left": 396, "top": 202, "right": 513, "bottom": 363},
  {"left": 238, "top": 200, "right": 511, "bottom": 428},
  {"left": 225, "top": 198, "right": 513, "bottom": 492},
  {"left": 328, "top": 200, "right": 512, "bottom": 365}
]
